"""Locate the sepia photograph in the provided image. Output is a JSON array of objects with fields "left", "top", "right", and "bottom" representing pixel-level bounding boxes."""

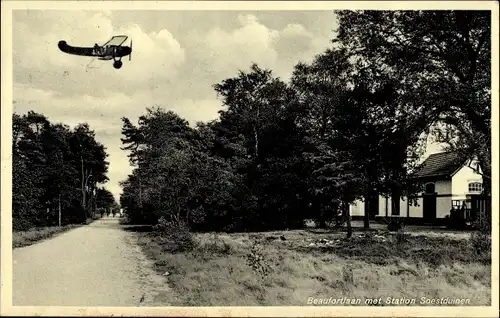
[{"left": 1, "top": 1, "right": 498, "bottom": 317}]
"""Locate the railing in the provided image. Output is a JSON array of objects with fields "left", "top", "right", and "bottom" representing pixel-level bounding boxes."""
[{"left": 449, "top": 195, "right": 491, "bottom": 229}]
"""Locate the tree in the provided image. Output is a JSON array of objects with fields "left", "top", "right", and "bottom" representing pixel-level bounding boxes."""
[
  {"left": 290, "top": 49, "right": 355, "bottom": 228},
  {"left": 120, "top": 108, "right": 197, "bottom": 225},
  {"left": 95, "top": 188, "right": 118, "bottom": 215},
  {"left": 335, "top": 10, "right": 491, "bottom": 194},
  {"left": 120, "top": 65, "right": 311, "bottom": 231},
  {"left": 12, "top": 111, "right": 110, "bottom": 229},
  {"left": 70, "top": 123, "right": 109, "bottom": 220},
  {"left": 291, "top": 42, "right": 432, "bottom": 230},
  {"left": 39, "top": 122, "right": 79, "bottom": 224},
  {"left": 213, "top": 64, "right": 309, "bottom": 230},
  {"left": 12, "top": 113, "right": 45, "bottom": 229},
  {"left": 292, "top": 49, "right": 392, "bottom": 230}
]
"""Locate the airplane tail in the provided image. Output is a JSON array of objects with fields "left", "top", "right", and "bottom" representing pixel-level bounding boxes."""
[
  {"left": 58, "top": 40, "right": 95, "bottom": 57},
  {"left": 58, "top": 41, "right": 68, "bottom": 50}
]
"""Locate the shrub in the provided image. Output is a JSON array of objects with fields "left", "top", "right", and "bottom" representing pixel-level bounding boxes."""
[
  {"left": 154, "top": 216, "right": 196, "bottom": 253},
  {"left": 395, "top": 228, "right": 409, "bottom": 245},
  {"left": 199, "top": 233, "right": 233, "bottom": 255},
  {"left": 387, "top": 217, "right": 405, "bottom": 232},
  {"left": 446, "top": 209, "right": 467, "bottom": 230},
  {"left": 470, "top": 231, "right": 491, "bottom": 257},
  {"left": 246, "top": 242, "right": 271, "bottom": 279},
  {"left": 13, "top": 218, "right": 32, "bottom": 231},
  {"left": 469, "top": 208, "right": 491, "bottom": 259},
  {"left": 342, "top": 263, "right": 354, "bottom": 285}
]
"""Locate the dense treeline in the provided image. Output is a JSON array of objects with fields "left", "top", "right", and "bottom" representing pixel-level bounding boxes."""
[
  {"left": 115, "top": 10, "right": 487, "bottom": 232},
  {"left": 13, "top": 111, "right": 116, "bottom": 230}
]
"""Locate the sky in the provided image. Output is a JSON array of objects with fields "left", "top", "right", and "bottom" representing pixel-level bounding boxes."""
[{"left": 12, "top": 10, "right": 444, "bottom": 201}]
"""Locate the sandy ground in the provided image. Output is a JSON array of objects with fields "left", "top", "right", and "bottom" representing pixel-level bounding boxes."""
[{"left": 13, "top": 217, "right": 170, "bottom": 306}]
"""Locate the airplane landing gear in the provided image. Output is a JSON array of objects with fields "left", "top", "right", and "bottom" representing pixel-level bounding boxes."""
[
  {"left": 112, "top": 48, "right": 123, "bottom": 69},
  {"left": 113, "top": 60, "right": 123, "bottom": 69}
]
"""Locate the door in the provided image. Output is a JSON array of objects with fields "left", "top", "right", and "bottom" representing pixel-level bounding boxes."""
[{"left": 423, "top": 183, "right": 437, "bottom": 223}]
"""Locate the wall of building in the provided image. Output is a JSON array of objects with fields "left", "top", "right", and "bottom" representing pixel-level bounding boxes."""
[
  {"left": 350, "top": 200, "right": 364, "bottom": 217},
  {"left": 436, "top": 196, "right": 453, "bottom": 218},
  {"left": 451, "top": 158, "right": 484, "bottom": 200},
  {"left": 435, "top": 180, "right": 452, "bottom": 194},
  {"left": 349, "top": 196, "right": 416, "bottom": 217},
  {"left": 377, "top": 196, "right": 445, "bottom": 218},
  {"left": 349, "top": 183, "right": 453, "bottom": 219},
  {"left": 349, "top": 158, "right": 484, "bottom": 221}
]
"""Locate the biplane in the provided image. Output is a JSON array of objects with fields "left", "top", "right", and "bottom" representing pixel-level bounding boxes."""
[{"left": 58, "top": 35, "right": 132, "bottom": 69}]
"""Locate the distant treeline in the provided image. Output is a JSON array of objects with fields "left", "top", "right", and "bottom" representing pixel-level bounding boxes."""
[
  {"left": 12, "top": 112, "right": 118, "bottom": 231},
  {"left": 119, "top": 11, "right": 491, "bottom": 232}
]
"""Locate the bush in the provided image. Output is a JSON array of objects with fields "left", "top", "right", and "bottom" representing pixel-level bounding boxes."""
[
  {"left": 154, "top": 216, "right": 196, "bottom": 253},
  {"left": 198, "top": 233, "right": 233, "bottom": 255},
  {"left": 387, "top": 217, "right": 405, "bottom": 232},
  {"left": 246, "top": 242, "right": 271, "bottom": 278},
  {"left": 470, "top": 231, "right": 491, "bottom": 258},
  {"left": 395, "top": 228, "right": 410, "bottom": 245},
  {"left": 13, "top": 218, "right": 33, "bottom": 232},
  {"left": 474, "top": 208, "right": 491, "bottom": 234},
  {"left": 446, "top": 209, "right": 467, "bottom": 230}
]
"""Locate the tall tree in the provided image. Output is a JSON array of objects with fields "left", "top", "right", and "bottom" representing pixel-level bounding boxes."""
[
  {"left": 335, "top": 10, "right": 491, "bottom": 193},
  {"left": 95, "top": 187, "right": 118, "bottom": 214},
  {"left": 12, "top": 112, "right": 110, "bottom": 228},
  {"left": 214, "top": 64, "right": 309, "bottom": 230}
]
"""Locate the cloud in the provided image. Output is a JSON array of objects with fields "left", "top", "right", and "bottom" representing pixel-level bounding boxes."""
[
  {"left": 14, "top": 83, "right": 136, "bottom": 198},
  {"left": 13, "top": 11, "right": 186, "bottom": 93},
  {"left": 171, "top": 98, "right": 224, "bottom": 126},
  {"left": 14, "top": 11, "right": 115, "bottom": 70},
  {"left": 113, "top": 23, "right": 186, "bottom": 82},
  {"left": 12, "top": 10, "right": 336, "bottom": 200},
  {"left": 14, "top": 84, "right": 133, "bottom": 130},
  {"left": 282, "top": 23, "right": 314, "bottom": 38},
  {"left": 185, "top": 14, "right": 280, "bottom": 79}
]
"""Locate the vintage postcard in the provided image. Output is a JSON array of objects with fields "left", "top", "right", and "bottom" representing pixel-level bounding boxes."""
[{"left": 1, "top": 1, "right": 498, "bottom": 317}]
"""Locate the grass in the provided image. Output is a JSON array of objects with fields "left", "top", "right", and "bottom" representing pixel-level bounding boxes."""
[
  {"left": 13, "top": 216, "right": 100, "bottom": 248},
  {"left": 135, "top": 227, "right": 491, "bottom": 306},
  {"left": 13, "top": 224, "right": 83, "bottom": 248}
]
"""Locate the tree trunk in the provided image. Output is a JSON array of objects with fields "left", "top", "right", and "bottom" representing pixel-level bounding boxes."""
[
  {"left": 81, "top": 156, "right": 85, "bottom": 212},
  {"left": 253, "top": 125, "right": 259, "bottom": 159},
  {"left": 363, "top": 197, "right": 370, "bottom": 229},
  {"left": 363, "top": 168, "right": 376, "bottom": 229},
  {"left": 319, "top": 218, "right": 327, "bottom": 229},
  {"left": 343, "top": 200, "right": 352, "bottom": 239},
  {"left": 58, "top": 194, "right": 62, "bottom": 227},
  {"left": 138, "top": 171, "right": 144, "bottom": 212},
  {"left": 478, "top": 152, "right": 491, "bottom": 196},
  {"left": 82, "top": 168, "right": 92, "bottom": 221},
  {"left": 391, "top": 189, "right": 401, "bottom": 216},
  {"left": 87, "top": 184, "right": 93, "bottom": 219},
  {"left": 94, "top": 188, "right": 97, "bottom": 218}
]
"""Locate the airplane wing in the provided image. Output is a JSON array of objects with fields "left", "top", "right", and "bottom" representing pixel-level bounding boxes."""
[
  {"left": 58, "top": 40, "right": 96, "bottom": 56},
  {"left": 102, "top": 35, "right": 128, "bottom": 47}
]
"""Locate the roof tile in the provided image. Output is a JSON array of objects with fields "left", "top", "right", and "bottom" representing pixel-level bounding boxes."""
[{"left": 415, "top": 151, "right": 466, "bottom": 179}]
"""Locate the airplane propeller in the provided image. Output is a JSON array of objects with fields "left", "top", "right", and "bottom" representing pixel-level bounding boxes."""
[{"left": 129, "top": 39, "right": 132, "bottom": 61}]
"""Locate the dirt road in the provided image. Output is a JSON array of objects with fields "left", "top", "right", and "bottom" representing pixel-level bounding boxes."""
[{"left": 13, "top": 217, "right": 170, "bottom": 306}]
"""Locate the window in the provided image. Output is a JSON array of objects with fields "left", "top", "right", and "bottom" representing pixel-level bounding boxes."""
[
  {"left": 425, "top": 183, "right": 435, "bottom": 194},
  {"left": 468, "top": 182, "right": 482, "bottom": 193},
  {"left": 452, "top": 200, "right": 462, "bottom": 208},
  {"left": 452, "top": 200, "right": 467, "bottom": 210}
]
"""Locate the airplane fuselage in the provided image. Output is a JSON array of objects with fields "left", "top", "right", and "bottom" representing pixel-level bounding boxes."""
[
  {"left": 58, "top": 41, "right": 131, "bottom": 58},
  {"left": 98, "top": 45, "right": 132, "bottom": 58}
]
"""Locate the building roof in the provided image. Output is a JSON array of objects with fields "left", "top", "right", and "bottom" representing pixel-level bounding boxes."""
[{"left": 414, "top": 151, "right": 467, "bottom": 179}]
